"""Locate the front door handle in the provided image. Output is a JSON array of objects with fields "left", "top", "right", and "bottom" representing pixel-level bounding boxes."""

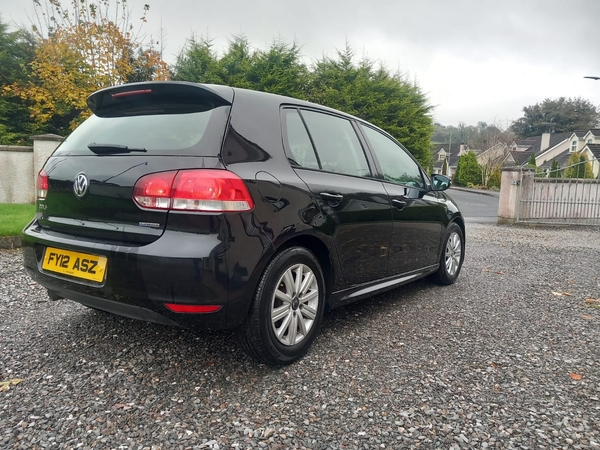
[
  {"left": 392, "top": 198, "right": 407, "bottom": 211},
  {"left": 320, "top": 192, "right": 344, "bottom": 204}
]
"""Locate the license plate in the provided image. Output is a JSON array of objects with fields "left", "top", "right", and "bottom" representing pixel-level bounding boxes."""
[{"left": 42, "top": 247, "right": 107, "bottom": 283}]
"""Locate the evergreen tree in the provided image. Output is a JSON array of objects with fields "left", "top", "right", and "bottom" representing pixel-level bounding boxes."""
[
  {"left": 487, "top": 167, "right": 502, "bottom": 189},
  {"left": 578, "top": 153, "right": 594, "bottom": 178},
  {"left": 247, "top": 39, "right": 309, "bottom": 98},
  {"left": 549, "top": 158, "right": 562, "bottom": 178},
  {"left": 564, "top": 152, "right": 593, "bottom": 178},
  {"left": 526, "top": 151, "right": 545, "bottom": 177},
  {"left": 511, "top": 97, "right": 600, "bottom": 138},
  {"left": 216, "top": 35, "right": 257, "bottom": 89},
  {"left": 442, "top": 157, "right": 448, "bottom": 176},
  {"left": 456, "top": 151, "right": 483, "bottom": 186},
  {"left": 308, "top": 44, "right": 434, "bottom": 168},
  {"left": 0, "top": 19, "right": 38, "bottom": 143},
  {"left": 173, "top": 35, "right": 222, "bottom": 84},
  {"left": 453, "top": 157, "right": 462, "bottom": 185},
  {"left": 174, "top": 35, "right": 310, "bottom": 97},
  {"left": 173, "top": 39, "right": 435, "bottom": 168}
]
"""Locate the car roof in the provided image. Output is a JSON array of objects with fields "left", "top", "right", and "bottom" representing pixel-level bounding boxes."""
[
  {"left": 228, "top": 85, "right": 363, "bottom": 122},
  {"left": 89, "top": 81, "right": 392, "bottom": 143},
  {"left": 126, "top": 81, "right": 370, "bottom": 126}
]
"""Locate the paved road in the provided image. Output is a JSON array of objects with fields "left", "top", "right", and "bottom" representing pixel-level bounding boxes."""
[{"left": 447, "top": 188, "right": 499, "bottom": 223}]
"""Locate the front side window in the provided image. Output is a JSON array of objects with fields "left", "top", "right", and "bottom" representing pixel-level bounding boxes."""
[
  {"left": 300, "top": 110, "right": 370, "bottom": 177},
  {"left": 360, "top": 124, "right": 424, "bottom": 188}
]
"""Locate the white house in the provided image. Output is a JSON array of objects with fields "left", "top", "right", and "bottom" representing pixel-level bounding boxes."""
[
  {"left": 431, "top": 143, "right": 470, "bottom": 178},
  {"left": 536, "top": 129, "right": 600, "bottom": 177},
  {"left": 432, "top": 141, "right": 509, "bottom": 179}
]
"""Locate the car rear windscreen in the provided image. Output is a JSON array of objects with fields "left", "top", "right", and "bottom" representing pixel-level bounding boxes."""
[{"left": 55, "top": 103, "right": 231, "bottom": 156}]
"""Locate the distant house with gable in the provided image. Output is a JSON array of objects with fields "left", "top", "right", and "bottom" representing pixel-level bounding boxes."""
[
  {"left": 477, "top": 142, "right": 510, "bottom": 169},
  {"left": 431, "top": 143, "right": 469, "bottom": 178},
  {"left": 503, "top": 132, "right": 570, "bottom": 168},
  {"left": 505, "top": 129, "right": 600, "bottom": 177},
  {"left": 431, "top": 141, "right": 509, "bottom": 179}
]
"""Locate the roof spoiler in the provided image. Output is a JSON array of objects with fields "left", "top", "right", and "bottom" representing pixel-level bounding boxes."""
[{"left": 87, "top": 82, "right": 234, "bottom": 117}]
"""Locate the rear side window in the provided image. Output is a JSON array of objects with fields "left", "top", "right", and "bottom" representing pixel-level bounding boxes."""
[
  {"left": 56, "top": 91, "right": 231, "bottom": 156},
  {"left": 300, "top": 110, "right": 370, "bottom": 177},
  {"left": 282, "top": 109, "right": 320, "bottom": 169},
  {"left": 360, "top": 124, "right": 424, "bottom": 188}
]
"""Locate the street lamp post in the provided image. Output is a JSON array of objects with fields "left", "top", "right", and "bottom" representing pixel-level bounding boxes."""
[{"left": 584, "top": 76, "right": 600, "bottom": 80}]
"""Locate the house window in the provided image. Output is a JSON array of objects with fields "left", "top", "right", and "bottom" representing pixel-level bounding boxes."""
[
  {"left": 438, "top": 153, "right": 446, "bottom": 162},
  {"left": 571, "top": 141, "right": 577, "bottom": 152},
  {"left": 588, "top": 139, "right": 593, "bottom": 144}
]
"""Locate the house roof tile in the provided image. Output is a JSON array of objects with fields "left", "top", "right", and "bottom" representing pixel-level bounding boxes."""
[
  {"left": 539, "top": 152, "right": 572, "bottom": 169},
  {"left": 432, "top": 153, "right": 461, "bottom": 168},
  {"left": 533, "top": 132, "right": 571, "bottom": 155},
  {"left": 585, "top": 143, "right": 600, "bottom": 159},
  {"left": 508, "top": 150, "right": 534, "bottom": 166},
  {"left": 431, "top": 143, "right": 467, "bottom": 168},
  {"left": 539, "top": 144, "right": 600, "bottom": 170},
  {"left": 514, "top": 132, "right": 571, "bottom": 155},
  {"left": 514, "top": 139, "right": 537, "bottom": 148}
]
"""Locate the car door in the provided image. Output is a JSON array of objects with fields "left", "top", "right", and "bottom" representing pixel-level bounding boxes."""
[
  {"left": 359, "top": 124, "right": 446, "bottom": 274},
  {"left": 282, "top": 108, "right": 392, "bottom": 285}
]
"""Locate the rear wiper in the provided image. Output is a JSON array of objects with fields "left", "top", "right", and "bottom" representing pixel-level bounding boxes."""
[{"left": 88, "top": 143, "right": 147, "bottom": 154}]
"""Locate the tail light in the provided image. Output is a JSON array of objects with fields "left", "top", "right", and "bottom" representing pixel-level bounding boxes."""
[
  {"left": 133, "top": 169, "right": 254, "bottom": 212},
  {"left": 111, "top": 89, "right": 153, "bottom": 98},
  {"left": 37, "top": 169, "right": 48, "bottom": 200}
]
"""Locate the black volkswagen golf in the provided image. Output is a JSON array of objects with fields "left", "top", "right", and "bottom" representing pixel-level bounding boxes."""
[{"left": 22, "top": 82, "right": 464, "bottom": 365}]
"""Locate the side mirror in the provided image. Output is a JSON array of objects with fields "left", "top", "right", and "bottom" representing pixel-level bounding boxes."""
[{"left": 431, "top": 174, "right": 451, "bottom": 191}]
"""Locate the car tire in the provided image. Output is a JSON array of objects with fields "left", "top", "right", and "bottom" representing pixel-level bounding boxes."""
[
  {"left": 432, "top": 223, "right": 464, "bottom": 285},
  {"left": 236, "top": 246, "right": 326, "bottom": 366}
]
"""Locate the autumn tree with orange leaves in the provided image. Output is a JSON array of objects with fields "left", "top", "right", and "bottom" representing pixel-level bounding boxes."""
[{"left": 9, "top": 0, "right": 170, "bottom": 133}]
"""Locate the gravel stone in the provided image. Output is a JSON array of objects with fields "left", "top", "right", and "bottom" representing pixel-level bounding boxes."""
[{"left": 1, "top": 223, "right": 600, "bottom": 448}]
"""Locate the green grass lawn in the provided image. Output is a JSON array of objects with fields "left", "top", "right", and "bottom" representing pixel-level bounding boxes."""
[{"left": 0, "top": 203, "right": 36, "bottom": 236}]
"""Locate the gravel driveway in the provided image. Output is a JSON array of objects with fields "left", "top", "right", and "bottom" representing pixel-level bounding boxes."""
[{"left": 2, "top": 224, "right": 600, "bottom": 449}]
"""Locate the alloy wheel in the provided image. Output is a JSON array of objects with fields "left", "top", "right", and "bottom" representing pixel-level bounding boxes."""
[
  {"left": 270, "top": 264, "right": 319, "bottom": 346},
  {"left": 445, "top": 232, "right": 462, "bottom": 277}
]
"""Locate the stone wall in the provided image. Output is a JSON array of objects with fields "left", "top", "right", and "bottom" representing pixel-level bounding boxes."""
[
  {"left": 498, "top": 167, "right": 600, "bottom": 225},
  {"left": 0, "top": 135, "right": 63, "bottom": 204}
]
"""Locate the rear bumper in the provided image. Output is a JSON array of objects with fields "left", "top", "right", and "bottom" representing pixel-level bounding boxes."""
[
  {"left": 22, "top": 218, "right": 270, "bottom": 330},
  {"left": 43, "top": 286, "right": 182, "bottom": 327}
]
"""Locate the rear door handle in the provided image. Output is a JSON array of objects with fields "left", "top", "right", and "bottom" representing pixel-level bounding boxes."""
[
  {"left": 392, "top": 199, "right": 407, "bottom": 211},
  {"left": 320, "top": 192, "right": 344, "bottom": 204}
]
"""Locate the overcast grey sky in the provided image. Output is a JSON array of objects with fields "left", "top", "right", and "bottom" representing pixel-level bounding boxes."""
[{"left": 2, "top": 0, "right": 600, "bottom": 127}]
